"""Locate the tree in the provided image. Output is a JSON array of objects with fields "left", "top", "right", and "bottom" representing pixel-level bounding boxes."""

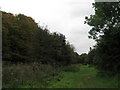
[
  {"left": 85, "top": 2, "right": 120, "bottom": 75},
  {"left": 2, "top": 12, "right": 38, "bottom": 62},
  {"left": 2, "top": 11, "right": 77, "bottom": 66},
  {"left": 79, "top": 53, "right": 88, "bottom": 64},
  {"left": 86, "top": 48, "right": 96, "bottom": 65}
]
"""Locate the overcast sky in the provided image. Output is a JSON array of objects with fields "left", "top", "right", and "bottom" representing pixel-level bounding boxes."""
[{"left": 0, "top": 0, "right": 96, "bottom": 54}]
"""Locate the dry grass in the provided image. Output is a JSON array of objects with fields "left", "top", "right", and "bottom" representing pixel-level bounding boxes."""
[{"left": 2, "top": 62, "right": 58, "bottom": 88}]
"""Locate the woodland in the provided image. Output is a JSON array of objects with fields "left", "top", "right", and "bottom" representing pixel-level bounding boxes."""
[{"left": 2, "top": 2, "right": 120, "bottom": 88}]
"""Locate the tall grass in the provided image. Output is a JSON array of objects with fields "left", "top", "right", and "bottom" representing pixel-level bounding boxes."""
[{"left": 2, "top": 62, "right": 58, "bottom": 88}]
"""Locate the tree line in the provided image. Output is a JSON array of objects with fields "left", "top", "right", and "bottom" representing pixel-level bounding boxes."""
[
  {"left": 2, "top": 11, "right": 80, "bottom": 66},
  {"left": 2, "top": 2, "right": 120, "bottom": 76}
]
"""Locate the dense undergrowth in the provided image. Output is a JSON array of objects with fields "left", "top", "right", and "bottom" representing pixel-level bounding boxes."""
[
  {"left": 2, "top": 62, "right": 80, "bottom": 88},
  {"left": 2, "top": 62, "right": 58, "bottom": 88},
  {"left": 3, "top": 63, "right": 118, "bottom": 88}
]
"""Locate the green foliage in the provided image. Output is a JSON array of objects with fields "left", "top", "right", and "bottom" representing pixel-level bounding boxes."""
[
  {"left": 85, "top": 2, "right": 120, "bottom": 41},
  {"left": 2, "top": 11, "right": 81, "bottom": 88},
  {"left": 85, "top": 2, "right": 120, "bottom": 75},
  {"left": 78, "top": 53, "right": 88, "bottom": 64},
  {"left": 2, "top": 12, "right": 37, "bottom": 62},
  {"left": 61, "top": 65, "right": 80, "bottom": 72},
  {"left": 86, "top": 48, "right": 96, "bottom": 65},
  {"left": 2, "top": 11, "right": 78, "bottom": 65}
]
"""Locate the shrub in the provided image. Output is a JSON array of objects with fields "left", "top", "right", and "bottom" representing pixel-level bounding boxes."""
[{"left": 61, "top": 65, "right": 80, "bottom": 72}]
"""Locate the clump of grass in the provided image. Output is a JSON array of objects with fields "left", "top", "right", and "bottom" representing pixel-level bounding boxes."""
[{"left": 2, "top": 62, "right": 58, "bottom": 88}]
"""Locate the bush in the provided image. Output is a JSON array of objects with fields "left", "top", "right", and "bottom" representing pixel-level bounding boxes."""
[{"left": 61, "top": 65, "right": 80, "bottom": 72}]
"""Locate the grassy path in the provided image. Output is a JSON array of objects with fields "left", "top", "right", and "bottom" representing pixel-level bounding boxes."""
[{"left": 49, "top": 65, "right": 118, "bottom": 88}]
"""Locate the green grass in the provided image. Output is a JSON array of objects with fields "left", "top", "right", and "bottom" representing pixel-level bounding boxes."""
[{"left": 48, "top": 65, "right": 118, "bottom": 88}]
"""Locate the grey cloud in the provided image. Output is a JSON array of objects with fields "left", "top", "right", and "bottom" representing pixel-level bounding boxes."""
[
  {"left": 70, "top": 8, "right": 94, "bottom": 18},
  {"left": 68, "top": 2, "right": 94, "bottom": 18}
]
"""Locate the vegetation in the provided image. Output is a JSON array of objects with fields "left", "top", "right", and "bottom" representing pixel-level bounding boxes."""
[
  {"left": 2, "top": 1, "right": 120, "bottom": 88},
  {"left": 60, "top": 65, "right": 80, "bottom": 72},
  {"left": 3, "top": 63, "right": 118, "bottom": 88},
  {"left": 2, "top": 11, "right": 78, "bottom": 65},
  {"left": 2, "top": 11, "right": 79, "bottom": 88},
  {"left": 3, "top": 62, "right": 58, "bottom": 88},
  {"left": 49, "top": 65, "right": 118, "bottom": 88},
  {"left": 85, "top": 2, "right": 120, "bottom": 76}
]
